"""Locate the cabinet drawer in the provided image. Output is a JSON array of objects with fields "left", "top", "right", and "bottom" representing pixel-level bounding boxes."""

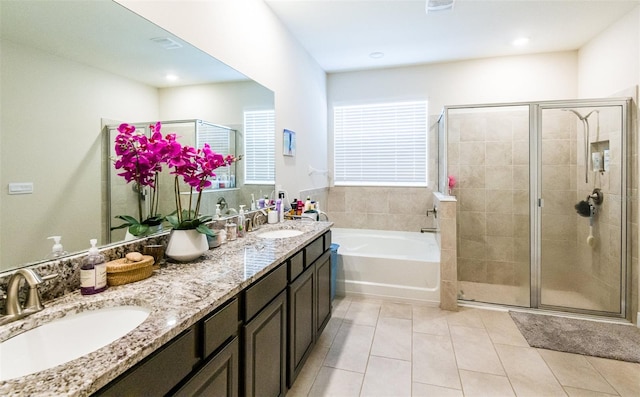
[
  {"left": 287, "top": 250, "right": 305, "bottom": 282},
  {"left": 244, "top": 263, "right": 287, "bottom": 322},
  {"left": 203, "top": 298, "right": 239, "bottom": 358},
  {"left": 98, "top": 326, "right": 198, "bottom": 396},
  {"left": 305, "top": 235, "right": 324, "bottom": 266}
]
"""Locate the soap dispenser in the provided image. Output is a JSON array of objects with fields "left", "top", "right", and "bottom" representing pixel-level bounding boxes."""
[
  {"left": 215, "top": 204, "right": 221, "bottom": 220},
  {"left": 237, "top": 205, "right": 246, "bottom": 238},
  {"left": 45, "top": 236, "right": 69, "bottom": 259},
  {"left": 80, "top": 239, "right": 107, "bottom": 295}
]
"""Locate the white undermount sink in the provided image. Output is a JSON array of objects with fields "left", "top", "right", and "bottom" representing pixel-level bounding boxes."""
[
  {"left": 0, "top": 305, "right": 150, "bottom": 381},
  {"left": 257, "top": 229, "right": 304, "bottom": 239}
]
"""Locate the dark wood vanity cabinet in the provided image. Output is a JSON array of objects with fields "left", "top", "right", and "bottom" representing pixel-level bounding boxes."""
[
  {"left": 287, "top": 233, "right": 332, "bottom": 387},
  {"left": 95, "top": 230, "right": 331, "bottom": 397}
]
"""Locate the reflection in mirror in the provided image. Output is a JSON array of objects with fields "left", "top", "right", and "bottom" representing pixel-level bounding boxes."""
[
  {"left": 0, "top": 0, "right": 275, "bottom": 272},
  {"left": 107, "top": 120, "right": 242, "bottom": 243}
]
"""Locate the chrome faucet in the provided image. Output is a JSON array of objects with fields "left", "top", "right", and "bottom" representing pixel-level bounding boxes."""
[{"left": 0, "top": 269, "right": 58, "bottom": 326}]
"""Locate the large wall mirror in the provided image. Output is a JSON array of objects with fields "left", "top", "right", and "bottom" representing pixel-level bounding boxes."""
[{"left": 0, "top": 0, "right": 275, "bottom": 272}]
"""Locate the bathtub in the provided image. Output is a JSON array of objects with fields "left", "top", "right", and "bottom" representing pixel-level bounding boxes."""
[{"left": 331, "top": 228, "right": 440, "bottom": 304}]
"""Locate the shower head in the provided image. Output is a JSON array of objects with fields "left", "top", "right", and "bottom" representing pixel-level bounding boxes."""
[{"left": 574, "top": 200, "right": 591, "bottom": 217}]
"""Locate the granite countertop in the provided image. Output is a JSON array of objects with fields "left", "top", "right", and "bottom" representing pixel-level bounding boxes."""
[{"left": 0, "top": 220, "right": 332, "bottom": 396}]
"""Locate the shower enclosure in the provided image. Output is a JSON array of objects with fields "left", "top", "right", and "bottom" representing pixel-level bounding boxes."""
[{"left": 441, "top": 98, "right": 632, "bottom": 318}]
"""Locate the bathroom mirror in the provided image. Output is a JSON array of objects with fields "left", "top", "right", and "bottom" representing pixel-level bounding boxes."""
[{"left": 0, "top": 0, "right": 275, "bottom": 271}]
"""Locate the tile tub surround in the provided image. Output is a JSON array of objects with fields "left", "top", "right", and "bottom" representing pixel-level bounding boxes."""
[
  {"left": 434, "top": 192, "right": 458, "bottom": 312},
  {"left": 0, "top": 220, "right": 332, "bottom": 396}
]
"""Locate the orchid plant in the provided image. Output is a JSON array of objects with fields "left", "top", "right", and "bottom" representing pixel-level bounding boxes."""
[
  {"left": 113, "top": 121, "right": 237, "bottom": 238},
  {"left": 112, "top": 122, "right": 170, "bottom": 236},
  {"left": 165, "top": 142, "right": 237, "bottom": 237}
]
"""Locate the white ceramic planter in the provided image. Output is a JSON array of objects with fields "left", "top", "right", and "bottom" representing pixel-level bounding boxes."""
[{"left": 165, "top": 229, "right": 208, "bottom": 262}]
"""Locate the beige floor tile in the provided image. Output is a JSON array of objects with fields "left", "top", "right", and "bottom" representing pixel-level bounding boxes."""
[
  {"left": 343, "top": 299, "right": 381, "bottom": 326},
  {"left": 332, "top": 295, "right": 352, "bottom": 319},
  {"left": 412, "top": 382, "right": 464, "bottom": 397},
  {"left": 360, "top": 356, "right": 412, "bottom": 396},
  {"left": 539, "top": 350, "right": 617, "bottom": 395},
  {"left": 324, "top": 322, "right": 375, "bottom": 373},
  {"left": 563, "top": 386, "right": 620, "bottom": 397},
  {"left": 288, "top": 346, "right": 330, "bottom": 397},
  {"left": 413, "top": 333, "right": 461, "bottom": 390},
  {"left": 450, "top": 326, "right": 505, "bottom": 376},
  {"left": 495, "top": 344, "right": 566, "bottom": 397},
  {"left": 445, "top": 307, "right": 485, "bottom": 328},
  {"left": 308, "top": 366, "right": 364, "bottom": 397},
  {"left": 413, "top": 306, "right": 450, "bottom": 336},
  {"left": 459, "top": 369, "right": 515, "bottom": 397},
  {"left": 317, "top": 317, "right": 343, "bottom": 349},
  {"left": 478, "top": 309, "right": 529, "bottom": 347},
  {"left": 371, "top": 317, "right": 412, "bottom": 361},
  {"left": 380, "top": 301, "right": 413, "bottom": 319},
  {"left": 587, "top": 356, "right": 640, "bottom": 397}
]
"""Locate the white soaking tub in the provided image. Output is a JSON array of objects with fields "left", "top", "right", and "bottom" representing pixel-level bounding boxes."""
[{"left": 331, "top": 228, "right": 440, "bottom": 304}]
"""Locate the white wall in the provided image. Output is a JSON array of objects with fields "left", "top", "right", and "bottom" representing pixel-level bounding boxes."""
[
  {"left": 578, "top": 6, "right": 640, "bottom": 99},
  {"left": 116, "top": 0, "right": 329, "bottom": 197},
  {"left": 328, "top": 51, "right": 578, "bottom": 114}
]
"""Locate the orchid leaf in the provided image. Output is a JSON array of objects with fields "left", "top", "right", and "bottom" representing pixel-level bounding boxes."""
[{"left": 196, "top": 224, "right": 215, "bottom": 237}]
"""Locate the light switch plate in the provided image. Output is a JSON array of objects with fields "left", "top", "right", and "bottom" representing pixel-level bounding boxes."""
[{"left": 8, "top": 182, "right": 34, "bottom": 195}]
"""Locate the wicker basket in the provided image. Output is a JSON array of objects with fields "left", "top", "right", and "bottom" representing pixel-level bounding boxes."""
[{"left": 106, "top": 255, "right": 154, "bottom": 286}]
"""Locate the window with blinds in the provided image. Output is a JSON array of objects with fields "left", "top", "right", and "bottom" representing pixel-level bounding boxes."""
[
  {"left": 196, "top": 120, "right": 233, "bottom": 186},
  {"left": 244, "top": 110, "right": 275, "bottom": 184},
  {"left": 333, "top": 101, "right": 428, "bottom": 186}
]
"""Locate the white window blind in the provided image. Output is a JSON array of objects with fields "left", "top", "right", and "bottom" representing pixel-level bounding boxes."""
[
  {"left": 196, "top": 121, "right": 233, "bottom": 185},
  {"left": 334, "top": 101, "right": 428, "bottom": 186},
  {"left": 244, "top": 110, "right": 275, "bottom": 184}
]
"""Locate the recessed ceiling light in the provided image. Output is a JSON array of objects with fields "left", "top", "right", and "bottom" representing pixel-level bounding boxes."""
[
  {"left": 165, "top": 74, "right": 178, "bottom": 81},
  {"left": 369, "top": 52, "right": 385, "bottom": 59},
  {"left": 512, "top": 37, "right": 530, "bottom": 47}
]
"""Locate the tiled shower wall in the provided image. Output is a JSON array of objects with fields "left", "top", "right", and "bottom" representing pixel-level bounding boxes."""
[{"left": 448, "top": 107, "right": 531, "bottom": 306}]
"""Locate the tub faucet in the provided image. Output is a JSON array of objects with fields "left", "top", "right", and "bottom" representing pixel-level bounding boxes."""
[{"left": 1, "top": 269, "right": 58, "bottom": 326}]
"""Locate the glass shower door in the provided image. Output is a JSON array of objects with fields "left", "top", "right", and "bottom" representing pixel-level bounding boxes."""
[
  {"left": 449, "top": 104, "right": 531, "bottom": 307},
  {"left": 538, "top": 103, "right": 626, "bottom": 315}
]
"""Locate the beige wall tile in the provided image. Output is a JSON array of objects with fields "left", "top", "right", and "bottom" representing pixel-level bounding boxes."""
[
  {"left": 460, "top": 142, "right": 486, "bottom": 165},
  {"left": 486, "top": 142, "right": 513, "bottom": 165},
  {"left": 485, "top": 166, "right": 513, "bottom": 190}
]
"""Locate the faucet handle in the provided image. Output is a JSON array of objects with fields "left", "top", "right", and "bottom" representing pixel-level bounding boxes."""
[{"left": 24, "top": 273, "right": 57, "bottom": 312}]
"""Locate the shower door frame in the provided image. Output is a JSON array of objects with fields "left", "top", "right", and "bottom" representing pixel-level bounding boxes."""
[
  {"left": 532, "top": 98, "right": 631, "bottom": 319},
  {"left": 443, "top": 97, "right": 632, "bottom": 320}
]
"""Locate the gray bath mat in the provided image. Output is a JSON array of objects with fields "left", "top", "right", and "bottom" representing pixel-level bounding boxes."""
[{"left": 509, "top": 311, "right": 640, "bottom": 363}]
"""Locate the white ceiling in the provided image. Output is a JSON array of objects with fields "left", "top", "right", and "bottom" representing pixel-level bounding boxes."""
[{"left": 265, "top": 0, "right": 640, "bottom": 73}]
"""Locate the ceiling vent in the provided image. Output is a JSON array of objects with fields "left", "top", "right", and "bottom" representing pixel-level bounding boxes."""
[
  {"left": 426, "top": 0, "right": 455, "bottom": 14},
  {"left": 150, "top": 37, "right": 183, "bottom": 50}
]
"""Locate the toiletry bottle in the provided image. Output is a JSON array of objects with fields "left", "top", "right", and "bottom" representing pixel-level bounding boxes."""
[
  {"left": 291, "top": 199, "right": 298, "bottom": 215},
  {"left": 251, "top": 194, "right": 256, "bottom": 211},
  {"left": 258, "top": 197, "right": 265, "bottom": 209},
  {"left": 226, "top": 220, "right": 237, "bottom": 241},
  {"left": 276, "top": 199, "right": 283, "bottom": 222},
  {"left": 45, "top": 235, "right": 69, "bottom": 259},
  {"left": 238, "top": 205, "right": 246, "bottom": 238},
  {"left": 304, "top": 196, "right": 312, "bottom": 212},
  {"left": 80, "top": 239, "right": 107, "bottom": 295},
  {"left": 215, "top": 204, "right": 221, "bottom": 220}
]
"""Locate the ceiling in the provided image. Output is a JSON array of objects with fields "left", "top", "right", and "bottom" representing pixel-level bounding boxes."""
[{"left": 265, "top": 0, "right": 640, "bottom": 73}]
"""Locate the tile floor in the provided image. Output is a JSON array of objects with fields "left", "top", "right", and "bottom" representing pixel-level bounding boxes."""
[{"left": 288, "top": 295, "right": 640, "bottom": 397}]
